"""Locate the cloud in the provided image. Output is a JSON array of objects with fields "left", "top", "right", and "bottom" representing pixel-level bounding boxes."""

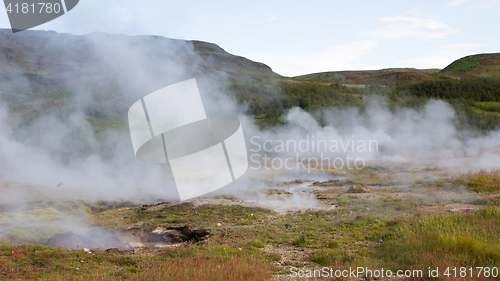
[
  {"left": 473, "top": 0, "right": 500, "bottom": 8},
  {"left": 365, "top": 16, "right": 457, "bottom": 39},
  {"left": 395, "top": 43, "right": 485, "bottom": 68},
  {"left": 248, "top": 40, "right": 378, "bottom": 77},
  {"left": 444, "top": 0, "right": 468, "bottom": 8},
  {"left": 406, "top": 8, "right": 420, "bottom": 16},
  {"left": 265, "top": 11, "right": 279, "bottom": 22}
]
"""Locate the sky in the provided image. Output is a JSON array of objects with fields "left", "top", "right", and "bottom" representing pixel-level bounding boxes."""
[{"left": 1, "top": 0, "right": 499, "bottom": 76}]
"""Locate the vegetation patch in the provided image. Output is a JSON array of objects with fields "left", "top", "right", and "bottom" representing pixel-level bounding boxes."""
[
  {"left": 376, "top": 208, "right": 500, "bottom": 268},
  {"left": 455, "top": 169, "right": 500, "bottom": 192},
  {"left": 442, "top": 57, "right": 480, "bottom": 72}
]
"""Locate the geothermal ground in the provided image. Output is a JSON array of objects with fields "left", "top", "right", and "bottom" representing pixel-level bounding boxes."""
[{"left": 1, "top": 162, "right": 500, "bottom": 280}]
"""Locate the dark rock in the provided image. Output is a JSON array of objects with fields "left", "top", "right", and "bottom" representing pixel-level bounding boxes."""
[
  {"left": 47, "top": 231, "right": 84, "bottom": 249},
  {"left": 47, "top": 225, "right": 209, "bottom": 250},
  {"left": 105, "top": 248, "right": 121, "bottom": 253}
]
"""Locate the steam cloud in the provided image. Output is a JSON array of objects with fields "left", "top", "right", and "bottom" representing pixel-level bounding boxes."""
[{"left": 1, "top": 31, "right": 500, "bottom": 243}]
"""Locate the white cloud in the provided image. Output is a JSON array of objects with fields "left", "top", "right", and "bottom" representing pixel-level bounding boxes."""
[
  {"left": 395, "top": 43, "right": 485, "bottom": 68},
  {"left": 444, "top": 0, "right": 468, "bottom": 8},
  {"left": 473, "top": 0, "right": 500, "bottom": 8},
  {"left": 248, "top": 40, "right": 378, "bottom": 77},
  {"left": 406, "top": 8, "right": 420, "bottom": 16},
  {"left": 266, "top": 12, "right": 279, "bottom": 22},
  {"left": 365, "top": 16, "right": 457, "bottom": 39}
]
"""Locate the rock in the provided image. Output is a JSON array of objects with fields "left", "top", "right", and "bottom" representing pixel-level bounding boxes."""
[
  {"left": 181, "top": 225, "right": 194, "bottom": 237},
  {"left": 105, "top": 248, "right": 121, "bottom": 253},
  {"left": 216, "top": 223, "right": 222, "bottom": 227},
  {"left": 348, "top": 184, "right": 371, "bottom": 193},
  {"left": 48, "top": 225, "right": 209, "bottom": 251},
  {"left": 47, "top": 232, "right": 84, "bottom": 249}
]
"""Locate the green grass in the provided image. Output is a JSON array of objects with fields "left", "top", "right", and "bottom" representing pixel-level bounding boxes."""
[
  {"left": 455, "top": 169, "right": 500, "bottom": 192},
  {"left": 3, "top": 165, "right": 500, "bottom": 279},
  {"left": 2, "top": 198, "right": 500, "bottom": 279},
  {"left": 0, "top": 243, "right": 271, "bottom": 280},
  {"left": 311, "top": 249, "right": 342, "bottom": 265},
  {"left": 251, "top": 239, "right": 265, "bottom": 248},
  {"left": 442, "top": 57, "right": 480, "bottom": 72},
  {"left": 376, "top": 207, "right": 500, "bottom": 268},
  {"left": 474, "top": 102, "right": 500, "bottom": 113}
]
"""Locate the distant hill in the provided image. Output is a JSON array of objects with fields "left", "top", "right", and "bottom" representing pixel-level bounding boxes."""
[
  {"left": 440, "top": 53, "right": 500, "bottom": 78},
  {"left": 0, "top": 29, "right": 281, "bottom": 103},
  {"left": 293, "top": 68, "right": 440, "bottom": 84}
]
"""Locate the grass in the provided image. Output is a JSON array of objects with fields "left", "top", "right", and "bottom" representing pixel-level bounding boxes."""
[
  {"left": 376, "top": 207, "right": 500, "bottom": 268},
  {"left": 251, "top": 239, "right": 265, "bottom": 248},
  {"left": 442, "top": 57, "right": 480, "bottom": 72},
  {"left": 2, "top": 165, "right": 500, "bottom": 279},
  {"left": 292, "top": 236, "right": 308, "bottom": 246},
  {"left": 474, "top": 102, "right": 500, "bottom": 113},
  {"left": 455, "top": 169, "right": 500, "bottom": 192},
  {"left": 310, "top": 249, "right": 342, "bottom": 266},
  {"left": 3, "top": 196, "right": 500, "bottom": 279},
  {"left": 0, "top": 243, "right": 271, "bottom": 280}
]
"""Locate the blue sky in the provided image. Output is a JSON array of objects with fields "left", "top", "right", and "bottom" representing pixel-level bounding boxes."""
[{"left": 1, "top": 0, "right": 499, "bottom": 76}]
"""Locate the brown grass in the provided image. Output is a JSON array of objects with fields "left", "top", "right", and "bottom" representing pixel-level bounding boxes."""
[{"left": 0, "top": 242, "right": 271, "bottom": 280}]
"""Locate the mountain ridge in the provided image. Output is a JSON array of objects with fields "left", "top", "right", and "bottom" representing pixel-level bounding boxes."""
[{"left": 0, "top": 29, "right": 281, "bottom": 101}]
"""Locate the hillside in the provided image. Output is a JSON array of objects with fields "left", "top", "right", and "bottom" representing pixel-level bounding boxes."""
[
  {"left": 293, "top": 53, "right": 500, "bottom": 83},
  {"left": 0, "top": 29, "right": 281, "bottom": 103},
  {"left": 293, "top": 68, "right": 440, "bottom": 84},
  {"left": 440, "top": 53, "right": 500, "bottom": 78}
]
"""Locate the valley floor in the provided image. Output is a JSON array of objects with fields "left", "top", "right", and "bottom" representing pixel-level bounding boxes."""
[{"left": 1, "top": 164, "right": 500, "bottom": 280}]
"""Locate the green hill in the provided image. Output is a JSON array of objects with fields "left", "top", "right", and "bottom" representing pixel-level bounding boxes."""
[
  {"left": 440, "top": 53, "right": 500, "bottom": 78},
  {"left": 293, "top": 68, "right": 440, "bottom": 84}
]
